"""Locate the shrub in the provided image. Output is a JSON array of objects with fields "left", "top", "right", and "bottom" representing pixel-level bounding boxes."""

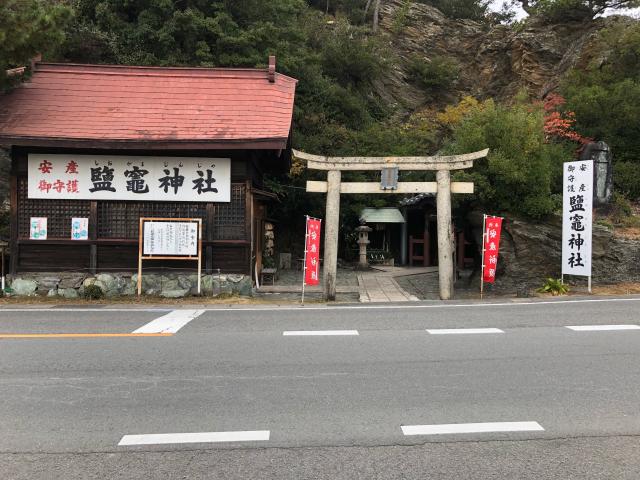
[
  {"left": 537, "top": 278, "right": 569, "bottom": 296},
  {"left": 444, "top": 94, "right": 574, "bottom": 218},
  {"left": 429, "top": 0, "right": 491, "bottom": 21},
  {"left": 320, "top": 21, "right": 386, "bottom": 87},
  {"left": 612, "top": 162, "right": 640, "bottom": 201},
  {"left": 84, "top": 284, "right": 104, "bottom": 300},
  {"left": 406, "top": 54, "right": 459, "bottom": 94},
  {"left": 391, "top": 0, "right": 412, "bottom": 35},
  {"left": 437, "top": 96, "right": 483, "bottom": 129},
  {"left": 609, "top": 192, "right": 636, "bottom": 225}
]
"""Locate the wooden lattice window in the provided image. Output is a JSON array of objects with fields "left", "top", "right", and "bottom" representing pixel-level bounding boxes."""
[
  {"left": 17, "top": 177, "right": 91, "bottom": 239},
  {"left": 212, "top": 183, "right": 246, "bottom": 240},
  {"left": 97, "top": 201, "right": 207, "bottom": 239}
]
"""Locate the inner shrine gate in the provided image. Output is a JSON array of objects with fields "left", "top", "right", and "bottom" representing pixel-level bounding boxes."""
[{"left": 293, "top": 148, "right": 489, "bottom": 301}]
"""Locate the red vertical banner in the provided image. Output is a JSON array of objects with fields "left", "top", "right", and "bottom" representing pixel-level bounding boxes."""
[
  {"left": 304, "top": 217, "right": 322, "bottom": 286},
  {"left": 482, "top": 216, "right": 503, "bottom": 284}
]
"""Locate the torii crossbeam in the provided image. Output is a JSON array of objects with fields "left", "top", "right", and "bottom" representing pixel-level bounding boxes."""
[{"left": 294, "top": 148, "right": 489, "bottom": 301}]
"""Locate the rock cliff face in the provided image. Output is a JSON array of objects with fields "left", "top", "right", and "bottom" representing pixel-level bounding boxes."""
[
  {"left": 469, "top": 212, "right": 640, "bottom": 289},
  {"left": 375, "top": 0, "right": 628, "bottom": 112}
]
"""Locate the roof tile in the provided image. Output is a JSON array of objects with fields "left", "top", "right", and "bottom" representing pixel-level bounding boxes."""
[{"left": 0, "top": 63, "right": 297, "bottom": 148}]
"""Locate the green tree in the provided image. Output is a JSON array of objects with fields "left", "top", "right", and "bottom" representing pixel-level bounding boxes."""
[
  {"left": 562, "top": 22, "right": 640, "bottom": 198},
  {"left": 516, "top": 0, "right": 640, "bottom": 19},
  {"left": 406, "top": 54, "right": 459, "bottom": 97},
  {"left": 427, "top": 0, "right": 492, "bottom": 20},
  {"left": 61, "top": 0, "right": 310, "bottom": 68},
  {"left": 445, "top": 95, "right": 573, "bottom": 218},
  {"left": 0, "top": 0, "right": 71, "bottom": 89},
  {"left": 318, "top": 20, "right": 386, "bottom": 87}
]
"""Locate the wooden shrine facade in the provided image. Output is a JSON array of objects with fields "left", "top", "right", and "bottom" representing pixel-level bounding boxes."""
[
  {"left": 9, "top": 148, "right": 278, "bottom": 274},
  {"left": 0, "top": 60, "right": 297, "bottom": 276}
]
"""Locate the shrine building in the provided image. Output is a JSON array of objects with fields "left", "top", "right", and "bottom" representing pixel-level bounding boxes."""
[{"left": 0, "top": 58, "right": 296, "bottom": 276}]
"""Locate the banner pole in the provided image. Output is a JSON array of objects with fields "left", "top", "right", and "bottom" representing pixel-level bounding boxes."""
[
  {"left": 137, "top": 218, "right": 143, "bottom": 297},
  {"left": 480, "top": 214, "right": 486, "bottom": 300},
  {"left": 301, "top": 216, "right": 309, "bottom": 305},
  {"left": 588, "top": 275, "right": 592, "bottom": 294},
  {"left": 197, "top": 219, "right": 202, "bottom": 295}
]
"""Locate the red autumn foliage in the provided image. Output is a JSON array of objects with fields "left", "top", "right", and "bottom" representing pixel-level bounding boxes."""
[{"left": 542, "top": 93, "right": 591, "bottom": 145}]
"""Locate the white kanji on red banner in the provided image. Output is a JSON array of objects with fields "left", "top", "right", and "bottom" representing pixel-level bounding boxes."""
[
  {"left": 482, "top": 216, "right": 503, "bottom": 284},
  {"left": 304, "top": 217, "right": 322, "bottom": 286}
]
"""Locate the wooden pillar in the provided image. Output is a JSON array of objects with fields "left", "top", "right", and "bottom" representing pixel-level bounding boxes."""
[
  {"left": 323, "top": 170, "right": 341, "bottom": 301},
  {"left": 245, "top": 180, "right": 252, "bottom": 277},
  {"left": 457, "top": 231, "right": 465, "bottom": 270},
  {"left": 205, "top": 203, "right": 214, "bottom": 274},
  {"left": 89, "top": 201, "right": 98, "bottom": 274},
  {"left": 424, "top": 211, "right": 430, "bottom": 267},
  {"left": 9, "top": 174, "right": 18, "bottom": 275},
  {"left": 400, "top": 208, "right": 407, "bottom": 265},
  {"left": 436, "top": 169, "right": 453, "bottom": 300},
  {"left": 424, "top": 230, "right": 430, "bottom": 267}
]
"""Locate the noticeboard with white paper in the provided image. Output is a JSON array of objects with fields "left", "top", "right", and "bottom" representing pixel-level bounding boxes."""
[{"left": 142, "top": 221, "right": 199, "bottom": 256}]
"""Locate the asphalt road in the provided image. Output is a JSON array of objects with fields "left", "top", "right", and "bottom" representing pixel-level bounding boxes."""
[{"left": 1, "top": 297, "right": 640, "bottom": 479}]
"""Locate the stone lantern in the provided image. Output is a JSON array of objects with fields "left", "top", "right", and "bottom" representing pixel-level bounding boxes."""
[{"left": 355, "top": 222, "right": 372, "bottom": 268}]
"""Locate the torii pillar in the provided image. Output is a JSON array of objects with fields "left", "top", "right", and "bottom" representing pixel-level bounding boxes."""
[{"left": 295, "top": 149, "right": 489, "bottom": 301}]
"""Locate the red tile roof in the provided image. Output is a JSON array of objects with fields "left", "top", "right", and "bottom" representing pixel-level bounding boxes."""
[{"left": 0, "top": 63, "right": 297, "bottom": 150}]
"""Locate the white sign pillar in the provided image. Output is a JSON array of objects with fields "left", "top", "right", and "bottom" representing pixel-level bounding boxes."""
[{"left": 562, "top": 160, "right": 593, "bottom": 291}]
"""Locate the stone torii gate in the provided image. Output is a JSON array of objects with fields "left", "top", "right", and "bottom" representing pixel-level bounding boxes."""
[{"left": 293, "top": 148, "right": 489, "bottom": 301}]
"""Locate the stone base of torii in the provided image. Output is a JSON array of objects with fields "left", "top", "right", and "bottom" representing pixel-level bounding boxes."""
[{"left": 293, "top": 148, "right": 489, "bottom": 301}]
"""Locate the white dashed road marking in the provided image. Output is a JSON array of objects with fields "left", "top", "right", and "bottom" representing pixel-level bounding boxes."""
[
  {"left": 283, "top": 330, "right": 359, "bottom": 336},
  {"left": 132, "top": 309, "right": 205, "bottom": 334},
  {"left": 565, "top": 324, "right": 640, "bottom": 331},
  {"left": 118, "top": 430, "right": 270, "bottom": 446},
  {"left": 401, "top": 421, "right": 544, "bottom": 436},
  {"left": 426, "top": 328, "right": 504, "bottom": 335}
]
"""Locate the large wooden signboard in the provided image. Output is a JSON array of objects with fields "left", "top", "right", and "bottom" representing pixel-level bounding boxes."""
[
  {"left": 28, "top": 154, "right": 231, "bottom": 202},
  {"left": 137, "top": 218, "right": 203, "bottom": 296}
]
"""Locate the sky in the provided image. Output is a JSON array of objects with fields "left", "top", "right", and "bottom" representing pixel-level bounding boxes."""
[{"left": 488, "top": 1, "right": 640, "bottom": 20}]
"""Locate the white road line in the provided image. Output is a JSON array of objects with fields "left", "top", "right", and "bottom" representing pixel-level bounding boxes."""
[
  {"left": 401, "top": 422, "right": 544, "bottom": 436},
  {"left": 118, "top": 430, "right": 270, "bottom": 446},
  {"left": 1, "top": 297, "right": 640, "bottom": 313},
  {"left": 565, "top": 324, "right": 640, "bottom": 331},
  {"left": 426, "top": 328, "right": 504, "bottom": 335},
  {"left": 283, "top": 330, "right": 359, "bottom": 336},
  {"left": 132, "top": 309, "right": 205, "bottom": 334}
]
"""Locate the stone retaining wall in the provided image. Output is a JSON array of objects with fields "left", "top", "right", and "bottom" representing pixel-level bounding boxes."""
[{"left": 7, "top": 272, "right": 253, "bottom": 298}]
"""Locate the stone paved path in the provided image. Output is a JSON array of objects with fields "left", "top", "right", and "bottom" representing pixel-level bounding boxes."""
[
  {"left": 258, "top": 265, "right": 439, "bottom": 303},
  {"left": 357, "top": 266, "right": 438, "bottom": 302},
  {"left": 257, "top": 267, "right": 360, "bottom": 299}
]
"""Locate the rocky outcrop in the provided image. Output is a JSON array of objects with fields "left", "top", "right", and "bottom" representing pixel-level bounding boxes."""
[
  {"left": 376, "top": 1, "right": 632, "bottom": 111},
  {"left": 469, "top": 212, "right": 640, "bottom": 291}
]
